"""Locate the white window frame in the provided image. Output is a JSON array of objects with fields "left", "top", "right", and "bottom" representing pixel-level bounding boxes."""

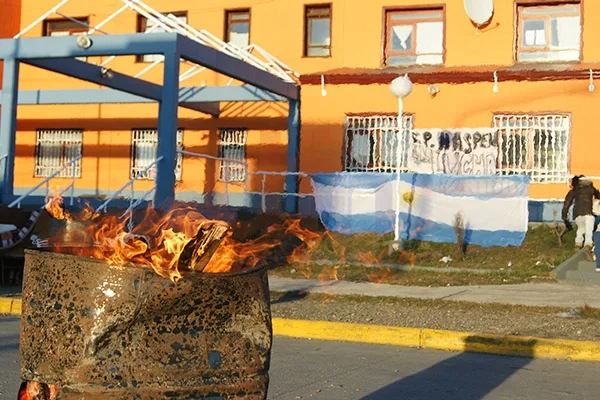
[
  {"left": 131, "top": 128, "right": 184, "bottom": 180},
  {"left": 344, "top": 114, "right": 415, "bottom": 172},
  {"left": 34, "top": 129, "right": 83, "bottom": 178},
  {"left": 493, "top": 114, "right": 571, "bottom": 183},
  {"left": 218, "top": 128, "right": 248, "bottom": 182},
  {"left": 516, "top": 3, "right": 581, "bottom": 63}
]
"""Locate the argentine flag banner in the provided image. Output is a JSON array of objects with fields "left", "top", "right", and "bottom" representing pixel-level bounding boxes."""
[{"left": 311, "top": 172, "right": 530, "bottom": 247}]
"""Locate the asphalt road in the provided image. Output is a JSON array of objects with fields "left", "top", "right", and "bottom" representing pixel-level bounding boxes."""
[{"left": 2, "top": 317, "right": 600, "bottom": 399}]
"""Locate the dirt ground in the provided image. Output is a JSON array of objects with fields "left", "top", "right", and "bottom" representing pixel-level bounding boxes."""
[{"left": 270, "top": 291, "right": 600, "bottom": 342}]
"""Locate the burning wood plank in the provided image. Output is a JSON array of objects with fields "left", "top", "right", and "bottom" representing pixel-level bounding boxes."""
[{"left": 178, "top": 222, "right": 230, "bottom": 272}]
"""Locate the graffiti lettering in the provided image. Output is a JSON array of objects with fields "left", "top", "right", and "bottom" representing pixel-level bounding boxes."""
[{"left": 408, "top": 129, "right": 498, "bottom": 175}]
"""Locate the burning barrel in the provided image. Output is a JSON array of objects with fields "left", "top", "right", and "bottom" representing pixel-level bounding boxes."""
[{"left": 19, "top": 248, "right": 273, "bottom": 399}]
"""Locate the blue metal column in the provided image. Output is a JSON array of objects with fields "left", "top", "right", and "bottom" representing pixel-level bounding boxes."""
[
  {"left": 284, "top": 94, "right": 301, "bottom": 214},
  {"left": 154, "top": 50, "right": 180, "bottom": 210},
  {"left": 0, "top": 58, "right": 19, "bottom": 201}
]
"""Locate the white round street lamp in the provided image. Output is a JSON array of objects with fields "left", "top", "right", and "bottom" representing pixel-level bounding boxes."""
[{"left": 389, "top": 74, "right": 413, "bottom": 248}]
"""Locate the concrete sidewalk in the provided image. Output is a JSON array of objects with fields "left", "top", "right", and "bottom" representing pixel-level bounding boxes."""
[
  {"left": 3, "top": 277, "right": 599, "bottom": 309},
  {"left": 269, "top": 276, "right": 600, "bottom": 308}
]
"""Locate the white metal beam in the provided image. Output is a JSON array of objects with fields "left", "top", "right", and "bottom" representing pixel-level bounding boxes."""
[{"left": 14, "top": 0, "right": 299, "bottom": 86}]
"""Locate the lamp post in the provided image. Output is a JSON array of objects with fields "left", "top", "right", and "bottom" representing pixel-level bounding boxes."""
[{"left": 389, "top": 74, "right": 413, "bottom": 249}]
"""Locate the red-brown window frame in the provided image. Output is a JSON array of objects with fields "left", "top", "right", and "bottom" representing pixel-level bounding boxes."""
[
  {"left": 514, "top": 1, "right": 582, "bottom": 62},
  {"left": 224, "top": 9, "right": 251, "bottom": 45},
  {"left": 43, "top": 17, "right": 90, "bottom": 36},
  {"left": 135, "top": 11, "right": 187, "bottom": 62},
  {"left": 304, "top": 4, "right": 332, "bottom": 57},
  {"left": 381, "top": 5, "right": 445, "bottom": 66}
]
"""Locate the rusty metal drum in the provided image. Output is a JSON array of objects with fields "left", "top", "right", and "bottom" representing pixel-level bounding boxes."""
[{"left": 20, "top": 249, "right": 273, "bottom": 399}]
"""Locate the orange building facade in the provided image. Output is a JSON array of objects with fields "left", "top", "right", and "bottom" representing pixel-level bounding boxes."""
[{"left": 6, "top": 0, "right": 599, "bottom": 219}]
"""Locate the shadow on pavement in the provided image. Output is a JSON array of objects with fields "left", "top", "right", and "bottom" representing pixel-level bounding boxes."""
[
  {"left": 271, "top": 290, "right": 309, "bottom": 304},
  {"left": 0, "top": 334, "right": 19, "bottom": 353},
  {"left": 361, "top": 336, "right": 536, "bottom": 400}
]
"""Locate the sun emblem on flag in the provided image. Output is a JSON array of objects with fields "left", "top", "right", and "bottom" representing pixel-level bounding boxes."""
[{"left": 402, "top": 191, "right": 414, "bottom": 204}]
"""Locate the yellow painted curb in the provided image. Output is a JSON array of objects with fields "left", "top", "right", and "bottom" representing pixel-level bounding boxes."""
[
  {"left": 4, "top": 298, "right": 600, "bottom": 362},
  {"left": 273, "top": 318, "right": 600, "bottom": 362},
  {"left": 0, "top": 297, "right": 21, "bottom": 316},
  {"left": 273, "top": 318, "right": 421, "bottom": 348}
]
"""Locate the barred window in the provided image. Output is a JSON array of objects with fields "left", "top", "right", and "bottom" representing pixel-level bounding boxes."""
[
  {"left": 344, "top": 114, "right": 414, "bottom": 172},
  {"left": 218, "top": 128, "right": 247, "bottom": 182},
  {"left": 493, "top": 114, "right": 570, "bottom": 183},
  {"left": 131, "top": 129, "right": 184, "bottom": 180},
  {"left": 34, "top": 129, "right": 83, "bottom": 178}
]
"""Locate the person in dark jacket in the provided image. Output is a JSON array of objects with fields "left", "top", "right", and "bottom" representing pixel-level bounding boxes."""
[{"left": 562, "top": 175, "right": 600, "bottom": 259}]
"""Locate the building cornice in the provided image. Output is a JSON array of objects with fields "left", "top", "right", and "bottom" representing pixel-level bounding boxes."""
[{"left": 299, "top": 63, "right": 600, "bottom": 85}]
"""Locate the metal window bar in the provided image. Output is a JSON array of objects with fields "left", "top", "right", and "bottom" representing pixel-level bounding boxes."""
[
  {"left": 34, "top": 129, "right": 83, "bottom": 178},
  {"left": 9, "top": 154, "right": 82, "bottom": 209},
  {"left": 218, "top": 129, "right": 248, "bottom": 182},
  {"left": 131, "top": 129, "right": 183, "bottom": 180},
  {"left": 493, "top": 114, "right": 570, "bottom": 183},
  {"left": 343, "top": 115, "right": 414, "bottom": 172}
]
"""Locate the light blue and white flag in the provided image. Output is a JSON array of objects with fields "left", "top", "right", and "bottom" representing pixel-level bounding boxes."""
[{"left": 310, "top": 172, "right": 529, "bottom": 247}]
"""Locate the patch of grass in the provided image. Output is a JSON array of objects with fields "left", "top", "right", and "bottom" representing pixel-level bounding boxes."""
[
  {"left": 578, "top": 303, "right": 600, "bottom": 320},
  {"left": 270, "top": 263, "right": 557, "bottom": 287},
  {"left": 236, "top": 213, "right": 576, "bottom": 286},
  {"left": 295, "top": 224, "right": 577, "bottom": 274}
]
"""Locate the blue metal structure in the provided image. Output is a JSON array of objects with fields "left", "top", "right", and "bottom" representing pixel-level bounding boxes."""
[{"left": 0, "top": 32, "right": 301, "bottom": 212}]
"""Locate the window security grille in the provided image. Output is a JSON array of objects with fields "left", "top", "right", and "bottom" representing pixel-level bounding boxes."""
[
  {"left": 493, "top": 114, "right": 570, "bottom": 183},
  {"left": 218, "top": 128, "right": 248, "bottom": 182},
  {"left": 34, "top": 129, "right": 83, "bottom": 178},
  {"left": 131, "top": 129, "right": 184, "bottom": 180},
  {"left": 344, "top": 115, "right": 415, "bottom": 172}
]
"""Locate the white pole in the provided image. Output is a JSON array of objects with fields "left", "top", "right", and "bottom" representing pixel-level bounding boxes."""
[{"left": 394, "top": 97, "right": 403, "bottom": 242}]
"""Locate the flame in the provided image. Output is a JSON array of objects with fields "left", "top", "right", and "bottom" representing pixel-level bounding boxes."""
[
  {"left": 363, "top": 248, "right": 417, "bottom": 284},
  {"left": 44, "top": 194, "right": 326, "bottom": 282},
  {"left": 317, "top": 265, "right": 339, "bottom": 282},
  {"left": 44, "top": 190, "right": 99, "bottom": 222},
  {"left": 18, "top": 381, "right": 58, "bottom": 400},
  {"left": 45, "top": 191, "right": 70, "bottom": 221},
  {"left": 203, "top": 217, "right": 322, "bottom": 274},
  {"left": 43, "top": 194, "right": 416, "bottom": 286},
  {"left": 50, "top": 199, "right": 229, "bottom": 282}
]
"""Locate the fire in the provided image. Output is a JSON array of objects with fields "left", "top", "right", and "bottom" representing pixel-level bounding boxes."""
[
  {"left": 44, "top": 191, "right": 70, "bottom": 221},
  {"left": 44, "top": 195, "right": 325, "bottom": 282},
  {"left": 43, "top": 195, "right": 415, "bottom": 285},
  {"left": 18, "top": 381, "right": 58, "bottom": 400},
  {"left": 45, "top": 190, "right": 99, "bottom": 222},
  {"left": 52, "top": 205, "right": 230, "bottom": 282},
  {"left": 203, "top": 217, "right": 322, "bottom": 274}
]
